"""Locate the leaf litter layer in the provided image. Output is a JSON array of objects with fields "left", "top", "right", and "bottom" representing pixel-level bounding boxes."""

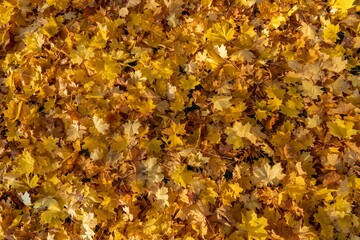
[{"left": 0, "top": 0, "right": 360, "bottom": 239}]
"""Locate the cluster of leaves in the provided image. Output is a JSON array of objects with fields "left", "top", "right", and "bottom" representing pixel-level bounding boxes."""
[{"left": 1, "top": 0, "right": 360, "bottom": 239}]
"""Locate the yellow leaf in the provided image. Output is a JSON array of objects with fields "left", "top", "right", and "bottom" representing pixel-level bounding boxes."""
[
  {"left": 163, "top": 121, "right": 186, "bottom": 136},
  {"left": 0, "top": 2, "right": 15, "bottom": 26},
  {"left": 205, "top": 22, "right": 235, "bottom": 44},
  {"left": 210, "top": 95, "right": 232, "bottom": 111},
  {"left": 214, "top": 44, "right": 228, "bottom": 59},
  {"left": 15, "top": 150, "right": 35, "bottom": 175},
  {"left": 267, "top": 97, "right": 282, "bottom": 111},
  {"left": 327, "top": 118, "right": 357, "bottom": 139},
  {"left": 171, "top": 164, "right": 194, "bottom": 187},
  {"left": 70, "top": 45, "right": 95, "bottom": 65},
  {"left": 90, "top": 22, "right": 108, "bottom": 49},
  {"left": 322, "top": 20, "right": 340, "bottom": 44},
  {"left": 41, "top": 17, "right": 59, "bottom": 38},
  {"left": 301, "top": 80, "right": 324, "bottom": 99},
  {"left": 138, "top": 99, "right": 156, "bottom": 115},
  {"left": 46, "top": 0, "right": 70, "bottom": 10},
  {"left": 225, "top": 122, "right": 257, "bottom": 149},
  {"left": 239, "top": 210, "right": 268, "bottom": 240},
  {"left": 179, "top": 75, "right": 200, "bottom": 91},
  {"left": 66, "top": 121, "right": 87, "bottom": 141},
  {"left": 148, "top": 138, "right": 162, "bottom": 153},
  {"left": 122, "top": 120, "right": 141, "bottom": 136},
  {"left": 200, "top": 187, "right": 218, "bottom": 205},
  {"left": 229, "top": 183, "right": 243, "bottom": 198},
  {"left": 251, "top": 160, "right": 285, "bottom": 187},
  {"left": 330, "top": 0, "right": 355, "bottom": 13},
  {"left": 268, "top": 15, "right": 286, "bottom": 30},
  {"left": 93, "top": 115, "right": 109, "bottom": 134},
  {"left": 23, "top": 32, "right": 45, "bottom": 52},
  {"left": 3, "top": 100, "right": 23, "bottom": 122}
]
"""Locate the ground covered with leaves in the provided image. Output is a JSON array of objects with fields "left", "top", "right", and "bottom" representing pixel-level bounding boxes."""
[{"left": 0, "top": 0, "right": 360, "bottom": 239}]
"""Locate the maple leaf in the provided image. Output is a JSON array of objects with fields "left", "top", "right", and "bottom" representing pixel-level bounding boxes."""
[
  {"left": 300, "top": 22, "right": 317, "bottom": 40},
  {"left": 300, "top": 80, "right": 323, "bottom": 99},
  {"left": 155, "top": 187, "right": 169, "bottom": 207},
  {"left": 230, "top": 49, "right": 255, "bottom": 62},
  {"left": 3, "top": 100, "right": 22, "bottom": 122},
  {"left": 23, "top": 32, "right": 45, "bottom": 52},
  {"left": 205, "top": 22, "right": 235, "bottom": 44},
  {"left": 141, "top": 157, "right": 164, "bottom": 186},
  {"left": 70, "top": 45, "right": 95, "bottom": 65},
  {"left": 214, "top": 44, "right": 228, "bottom": 59},
  {"left": 15, "top": 150, "right": 35, "bottom": 175},
  {"left": 41, "top": 17, "right": 59, "bottom": 37},
  {"left": 330, "top": 0, "right": 355, "bottom": 14},
  {"left": 93, "top": 115, "right": 109, "bottom": 134},
  {"left": 327, "top": 118, "right": 357, "bottom": 139},
  {"left": 123, "top": 120, "right": 141, "bottom": 136},
  {"left": 90, "top": 22, "right": 108, "bottom": 49},
  {"left": 228, "top": 183, "right": 243, "bottom": 198},
  {"left": 189, "top": 209, "right": 208, "bottom": 237},
  {"left": 238, "top": 210, "right": 269, "bottom": 240},
  {"left": 171, "top": 164, "right": 194, "bottom": 187},
  {"left": 81, "top": 211, "right": 97, "bottom": 240},
  {"left": 325, "top": 56, "right": 348, "bottom": 73},
  {"left": 0, "top": 1, "right": 15, "bottom": 26},
  {"left": 179, "top": 75, "right": 200, "bottom": 90},
  {"left": 46, "top": 0, "right": 70, "bottom": 10},
  {"left": 66, "top": 121, "right": 87, "bottom": 141},
  {"left": 18, "top": 192, "right": 32, "bottom": 206},
  {"left": 322, "top": 20, "right": 340, "bottom": 44},
  {"left": 251, "top": 161, "right": 285, "bottom": 187},
  {"left": 225, "top": 122, "right": 257, "bottom": 149},
  {"left": 210, "top": 95, "right": 232, "bottom": 111}
]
